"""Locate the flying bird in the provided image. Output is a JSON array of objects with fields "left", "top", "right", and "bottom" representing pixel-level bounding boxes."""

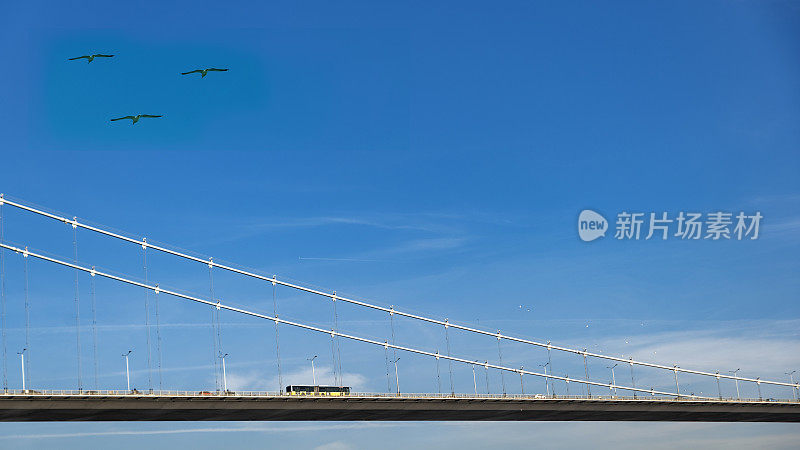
[
  {"left": 110, "top": 114, "right": 162, "bottom": 125},
  {"left": 181, "top": 68, "right": 228, "bottom": 78},
  {"left": 68, "top": 54, "right": 114, "bottom": 63}
]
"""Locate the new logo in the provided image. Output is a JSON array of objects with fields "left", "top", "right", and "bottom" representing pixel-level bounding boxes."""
[{"left": 578, "top": 210, "right": 607, "bottom": 242}]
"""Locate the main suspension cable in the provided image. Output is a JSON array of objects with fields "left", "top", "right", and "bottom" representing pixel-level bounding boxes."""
[
  {"left": 0, "top": 197, "right": 792, "bottom": 389},
  {"left": 0, "top": 197, "right": 785, "bottom": 386},
  {"left": 0, "top": 241, "right": 722, "bottom": 398}
]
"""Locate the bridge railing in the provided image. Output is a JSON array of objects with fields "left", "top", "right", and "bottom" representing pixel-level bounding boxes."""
[{"left": 1, "top": 389, "right": 797, "bottom": 403}]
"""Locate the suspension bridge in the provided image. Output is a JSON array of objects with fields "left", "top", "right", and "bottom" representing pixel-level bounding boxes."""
[{"left": 0, "top": 194, "right": 797, "bottom": 422}]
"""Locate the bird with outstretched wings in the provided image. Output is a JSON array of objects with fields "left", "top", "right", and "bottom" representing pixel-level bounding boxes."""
[
  {"left": 181, "top": 68, "right": 228, "bottom": 78},
  {"left": 110, "top": 114, "right": 162, "bottom": 125},
  {"left": 68, "top": 54, "right": 114, "bottom": 63}
]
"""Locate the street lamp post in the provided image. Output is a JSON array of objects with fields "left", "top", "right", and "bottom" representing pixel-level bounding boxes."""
[
  {"left": 393, "top": 357, "right": 400, "bottom": 395},
  {"left": 538, "top": 362, "right": 550, "bottom": 397},
  {"left": 673, "top": 365, "right": 680, "bottom": 398},
  {"left": 756, "top": 377, "right": 762, "bottom": 401},
  {"left": 471, "top": 362, "right": 478, "bottom": 396},
  {"left": 607, "top": 364, "right": 618, "bottom": 397},
  {"left": 715, "top": 372, "right": 722, "bottom": 400},
  {"left": 220, "top": 353, "right": 229, "bottom": 393},
  {"left": 786, "top": 371, "right": 797, "bottom": 401},
  {"left": 123, "top": 350, "right": 132, "bottom": 392},
  {"left": 17, "top": 348, "right": 26, "bottom": 392},
  {"left": 730, "top": 369, "right": 741, "bottom": 400},
  {"left": 519, "top": 366, "right": 524, "bottom": 395},
  {"left": 308, "top": 355, "right": 318, "bottom": 385}
]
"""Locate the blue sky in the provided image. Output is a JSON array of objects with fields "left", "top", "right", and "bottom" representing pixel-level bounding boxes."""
[{"left": 1, "top": 0, "right": 799, "bottom": 448}]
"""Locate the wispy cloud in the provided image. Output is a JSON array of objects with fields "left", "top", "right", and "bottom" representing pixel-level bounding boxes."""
[
  {"left": 299, "top": 257, "right": 390, "bottom": 263},
  {"left": 0, "top": 423, "right": 407, "bottom": 440},
  {"left": 600, "top": 325, "right": 800, "bottom": 379},
  {"left": 195, "top": 213, "right": 462, "bottom": 248},
  {"left": 226, "top": 365, "right": 368, "bottom": 392},
  {"left": 314, "top": 442, "right": 356, "bottom": 450}
]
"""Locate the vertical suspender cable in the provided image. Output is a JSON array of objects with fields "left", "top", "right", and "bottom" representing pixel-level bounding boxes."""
[
  {"left": 384, "top": 341, "right": 391, "bottom": 393},
  {"left": 583, "top": 348, "right": 591, "bottom": 398},
  {"left": 208, "top": 259, "right": 219, "bottom": 391},
  {"left": 389, "top": 306, "right": 398, "bottom": 375},
  {"left": 445, "top": 319, "right": 454, "bottom": 395},
  {"left": 436, "top": 351, "right": 443, "bottom": 394},
  {"left": 547, "top": 341, "right": 554, "bottom": 396},
  {"left": 272, "top": 277, "right": 282, "bottom": 393},
  {"left": 72, "top": 219, "right": 82, "bottom": 392},
  {"left": 23, "top": 249, "right": 31, "bottom": 388},
  {"left": 213, "top": 269, "right": 224, "bottom": 389},
  {"left": 497, "top": 331, "right": 506, "bottom": 396},
  {"left": 142, "top": 242, "right": 152, "bottom": 392},
  {"left": 90, "top": 266, "right": 98, "bottom": 390},
  {"left": 332, "top": 292, "right": 342, "bottom": 386},
  {"left": 329, "top": 332, "right": 336, "bottom": 385},
  {"left": 154, "top": 294, "right": 163, "bottom": 390},
  {"left": 330, "top": 294, "right": 337, "bottom": 385},
  {"left": 148, "top": 241, "right": 163, "bottom": 391},
  {"left": 0, "top": 197, "right": 7, "bottom": 392},
  {"left": 484, "top": 361, "right": 490, "bottom": 394}
]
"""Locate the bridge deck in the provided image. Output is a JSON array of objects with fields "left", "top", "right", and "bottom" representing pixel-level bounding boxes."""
[{"left": 0, "top": 393, "right": 798, "bottom": 422}]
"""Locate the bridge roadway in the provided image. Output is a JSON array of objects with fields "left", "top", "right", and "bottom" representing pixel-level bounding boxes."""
[{"left": 0, "top": 390, "right": 798, "bottom": 422}]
